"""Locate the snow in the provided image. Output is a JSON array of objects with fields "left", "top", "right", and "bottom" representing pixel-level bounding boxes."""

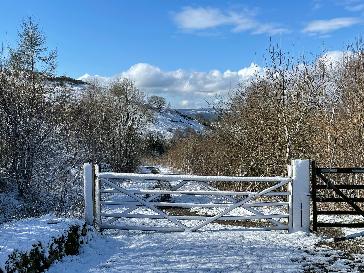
[
  {"left": 47, "top": 230, "right": 320, "bottom": 273},
  {"left": 0, "top": 191, "right": 23, "bottom": 223},
  {"left": 46, "top": 227, "right": 364, "bottom": 273},
  {"left": 147, "top": 108, "right": 205, "bottom": 139},
  {"left": 343, "top": 228, "right": 364, "bottom": 237},
  {"left": 0, "top": 214, "right": 83, "bottom": 269}
]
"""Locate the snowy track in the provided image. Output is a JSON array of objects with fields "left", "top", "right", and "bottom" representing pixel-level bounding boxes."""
[{"left": 46, "top": 229, "right": 344, "bottom": 273}]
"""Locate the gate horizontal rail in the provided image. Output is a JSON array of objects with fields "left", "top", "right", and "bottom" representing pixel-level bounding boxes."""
[
  {"left": 97, "top": 172, "right": 291, "bottom": 182},
  {"left": 100, "top": 201, "right": 290, "bottom": 208},
  {"left": 100, "top": 189, "right": 291, "bottom": 196},
  {"left": 100, "top": 213, "right": 289, "bottom": 220}
]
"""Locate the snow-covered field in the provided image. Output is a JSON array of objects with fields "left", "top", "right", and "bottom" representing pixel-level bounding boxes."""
[{"left": 46, "top": 228, "right": 364, "bottom": 273}]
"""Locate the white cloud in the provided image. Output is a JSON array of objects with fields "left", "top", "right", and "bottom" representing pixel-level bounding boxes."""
[
  {"left": 319, "top": 51, "right": 345, "bottom": 65},
  {"left": 78, "top": 63, "right": 262, "bottom": 108},
  {"left": 311, "top": 1, "right": 364, "bottom": 13},
  {"left": 317, "top": 50, "right": 355, "bottom": 72},
  {"left": 174, "top": 7, "right": 231, "bottom": 30},
  {"left": 303, "top": 17, "right": 362, "bottom": 34},
  {"left": 341, "top": 0, "right": 364, "bottom": 12},
  {"left": 121, "top": 63, "right": 262, "bottom": 95},
  {"left": 346, "top": 3, "right": 364, "bottom": 11},
  {"left": 173, "top": 6, "right": 288, "bottom": 36},
  {"left": 180, "top": 100, "right": 189, "bottom": 107}
]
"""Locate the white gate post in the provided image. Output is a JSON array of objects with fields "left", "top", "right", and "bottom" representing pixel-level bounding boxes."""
[
  {"left": 289, "top": 159, "right": 310, "bottom": 233},
  {"left": 83, "top": 163, "right": 94, "bottom": 226}
]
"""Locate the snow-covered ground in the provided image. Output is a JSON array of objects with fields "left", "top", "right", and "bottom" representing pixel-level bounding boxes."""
[
  {"left": 46, "top": 228, "right": 363, "bottom": 273},
  {"left": 0, "top": 215, "right": 84, "bottom": 269},
  {"left": 148, "top": 108, "right": 205, "bottom": 139},
  {"left": 1, "top": 214, "right": 363, "bottom": 272}
]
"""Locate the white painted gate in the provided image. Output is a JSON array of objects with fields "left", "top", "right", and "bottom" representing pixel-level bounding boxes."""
[{"left": 84, "top": 160, "right": 310, "bottom": 233}]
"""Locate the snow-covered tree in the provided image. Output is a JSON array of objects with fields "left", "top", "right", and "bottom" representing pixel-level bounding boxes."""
[
  {"left": 0, "top": 18, "right": 57, "bottom": 197},
  {"left": 148, "top": 95, "right": 166, "bottom": 111}
]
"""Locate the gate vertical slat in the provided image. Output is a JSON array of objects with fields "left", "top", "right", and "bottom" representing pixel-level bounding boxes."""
[
  {"left": 311, "top": 161, "right": 318, "bottom": 232},
  {"left": 94, "top": 164, "right": 102, "bottom": 229}
]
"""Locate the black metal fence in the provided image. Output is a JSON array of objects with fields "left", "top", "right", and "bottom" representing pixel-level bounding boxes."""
[{"left": 311, "top": 161, "right": 364, "bottom": 231}]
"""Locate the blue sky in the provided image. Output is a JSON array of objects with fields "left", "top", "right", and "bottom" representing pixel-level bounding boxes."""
[{"left": 1, "top": 0, "right": 364, "bottom": 108}]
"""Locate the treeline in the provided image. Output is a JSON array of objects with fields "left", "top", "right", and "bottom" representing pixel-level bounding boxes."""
[
  {"left": 0, "top": 19, "right": 153, "bottom": 220},
  {"left": 163, "top": 41, "right": 364, "bottom": 176}
]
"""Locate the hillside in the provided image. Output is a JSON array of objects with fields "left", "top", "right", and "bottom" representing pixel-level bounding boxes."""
[
  {"left": 148, "top": 108, "right": 206, "bottom": 139},
  {"left": 177, "top": 108, "right": 218, "bottom": 121},
  {"left": 60, "top": 76, "right": 209, "bottom": 138}
]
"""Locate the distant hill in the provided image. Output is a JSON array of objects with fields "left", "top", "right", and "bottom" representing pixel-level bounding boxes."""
[
  {"left": 55, "top": 76, "right": 208, "bottom": 138},
  {"left": 48, "top": 75, "right": 88, "bottom": 86},
  {"left": 176, "top": 108, "right": 218, "bottom": 124},
  {"left": 148, "top": 108, "right": 206, "bottom": 139}
]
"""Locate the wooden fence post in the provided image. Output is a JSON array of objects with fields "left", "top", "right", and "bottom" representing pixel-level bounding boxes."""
[
  {"left": 289, "top": 159, "right": 310, "bottom": 233},
  {"left": 83, "top": 163, "right": 94, "bottom": 226}
]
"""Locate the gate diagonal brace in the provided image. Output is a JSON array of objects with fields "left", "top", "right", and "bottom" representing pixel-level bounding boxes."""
[
  {"left": 244, "top": 206, "right": 285, "bottom": 228},
  {"left": 109, "top": 180, "right": 190, "bottom": 224},
  {"left": 145, "top": 180, "right": 189, "bottom": 202},
  {"left": 103, "top": 179, "right": 233, "bottom": 224},
  {"left": 198, "top": 182, "right": 285, "bottom": 228},
  {"left": 137, "top": 180, "right": 285, "bottom": 229},
  {"left": 215, "top": 190, "right": 285, "bottom": 229},
  {"left": 317, "top": 173, "right": 364, "bottom": 218},
  {"left": 102, "top": 178, "right": 187, "bottom": 229},
  {"left": 111, "top": 180, "right": 190, "bottom": 224},
  {"left": 101, "top": 178, "right": 177, "bottom": 226},
  {"left": 145, "top": 180, "right": 236, "bottom": 203},
  {"left": 189, "top": 179, "right": 289, "bottom": 231}
]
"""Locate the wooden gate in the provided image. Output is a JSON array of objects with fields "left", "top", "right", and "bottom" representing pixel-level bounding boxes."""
[
  {"left": 311, "top": 161, "right": 364, "bottom": 231},
  {"left": 84, "top": 160, "right": 310, "bottom": 232}
]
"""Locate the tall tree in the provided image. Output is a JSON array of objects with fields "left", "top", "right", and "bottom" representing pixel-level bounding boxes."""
[{"left": 0, "top": 18, "right": 56, "bottom": 196}]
